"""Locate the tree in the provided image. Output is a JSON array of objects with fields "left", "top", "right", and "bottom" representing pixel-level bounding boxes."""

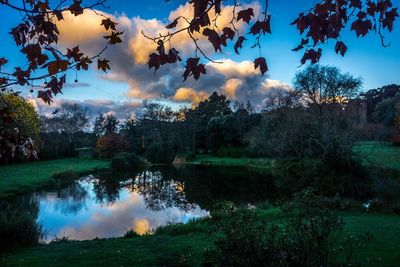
[
  {"left": 93, "top": 113, "right": 120, "bottom": 136},
  {"left": 0, "top": 93, "right": 40, "bottom": 163},
  {"left": 52, "top": 103, "right": 89, "bottom": 143},
  {"left": 1, "top": 0, "right": 399, "bottom": 159},
  {"left": 293, "top": 64, "right": 362, "bottom": 113},
  {"left": 392, "top": 102, "right": 400, "bottom": 145}
]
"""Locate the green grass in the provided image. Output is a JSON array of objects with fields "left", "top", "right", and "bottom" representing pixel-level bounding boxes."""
[
  {"left": 0, "top": 158, "right": 109, "bottom": 198},
  {"left": 191, "top": 154, "right": 273, "bottom": 169},
  {"left": 3, "top": 211, "right": 400, "bottom": 267},
  {"left": 354, "top": 141, "right": 400, "bottom": 171}
]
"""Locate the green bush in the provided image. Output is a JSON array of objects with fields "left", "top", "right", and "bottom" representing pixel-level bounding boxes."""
[
  {"left": 123, "top": 229, "right": 139, "bottom": 238},
  {"left": 206, "top": 206, "right": 371, "bottom": 267},
  {"left": 111, "top": 152, "right": 144, "bottom": 172}
]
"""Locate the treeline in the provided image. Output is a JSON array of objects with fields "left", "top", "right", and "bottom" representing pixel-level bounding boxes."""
[{"left": 1, "top": 65, "right": 399, "bottom": 165}]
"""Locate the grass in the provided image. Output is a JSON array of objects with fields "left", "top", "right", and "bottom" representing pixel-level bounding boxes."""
[
  {"left": 191, "top": 154, "right": 273, "bottom": 169},
  {"left": 0, "top": 158, "right": 109, "bottom": 198},
  {"left": 3, "top": 210, "right": 400, "bottom": 267},
  {"left": 354, "top": 141, "right": 400, "bottom": 171}
]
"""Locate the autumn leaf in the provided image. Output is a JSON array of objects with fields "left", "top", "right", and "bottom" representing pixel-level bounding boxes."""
[
  {"left": 254, "top": 57, "right": 268, "bottom": 76},
  {"left": 335, "top": 41, "right": 347, "bottom": 56},
  {"left": 351, "top": 19, "right": 372, "bottom": 37},
  {"left": 183, "top": 57, "right": 206, "bottom": 81},
  {"left": 203, "top": 28, "right": 221, "bottom": 52},
  {"left": 101, "top": 18, "right": 117, "bottom": 31},
  {"left": 166, "top": 18, "right": 179, "bottom": 29},
  {"left": 234, "top": 36, "right": 246, "bottom": 54},
  {"left": 98, "top": 58, "right": 110, "bottom": 72},
  {"left": 47, "top": 60, "right": 69, "bottom": 75},
  {"left": 0, "top": 57, "right": 8, "bottom": 71},
  {"left": 104, "top": 31, "right": 123, "bottom": 45},
  {"left": 301, "top": 48, "right": 322, "bottom": 64},
  {"left": 68, "top": 0, "right": 84, "bottom": 16},
  {"left": 148, "top": 53, "right": 161, "bottom": 72},
  {"left": 237, "top": 8, "right": 254, "bottom": 24}
]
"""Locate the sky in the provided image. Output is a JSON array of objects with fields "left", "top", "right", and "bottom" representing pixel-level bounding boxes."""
[{"left": 2, "top": 0, "right": 400, "bottom": 118}]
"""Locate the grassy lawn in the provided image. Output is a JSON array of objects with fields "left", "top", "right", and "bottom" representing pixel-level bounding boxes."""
[
  {"left": 0, "top": 158, "right": 109, "bottom": 198},
  {"left": 191, "top": 154, "right": 273, "bottom": 169},
  {"left": 3, "top": 211, "right": 400, "bottom": 267},
  {"left": 354, "top": 141, "right": 400, "bottom": 171}
]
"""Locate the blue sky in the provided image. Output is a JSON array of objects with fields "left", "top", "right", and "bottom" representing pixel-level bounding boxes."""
[{"left": 2, "top": 0, "right": 400, "bottom": 112}]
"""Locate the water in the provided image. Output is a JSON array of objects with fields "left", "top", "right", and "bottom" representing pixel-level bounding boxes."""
[{"left": 6, "top": 165, "right": 279, "bottom": 242}]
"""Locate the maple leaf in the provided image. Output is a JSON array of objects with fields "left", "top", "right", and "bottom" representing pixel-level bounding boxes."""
[
  {"left": 203, "top": 28, "right": 221, "bottom": 52},
  {"left": 250, "top": 21, "right": 263, "bottom": 35},
  {"left": 254, "top": 57, "right": 268, "bottom": 76},
  {"left": 47, "top": 60, "right": 69, "bottom": 75},
  {"left": 222, "top": 27, "right": 235, "bottom": 40},
  {"left": 237, "top": 8, "right": 254, "bottom": 24},
  {"left": 166, "top": 18, "right": 179, "bottom": 29},
  {"left": 351, "top": 19, "right": 372, "bottom": 37},
  {"left": 104, "top": 31, "right": 123, "bottom": 45},
  {"left": 101, "top": 18, "right": 117, "bottom": 31},
  {"left": 292, "top": 38, "right": 309, "bottom": 51},
  {"left": 234, "top": 36, "right": 246, "bottom": 54},
  {"left": 66, "top": 46, "right": 83, "bottom": 62},
  {"left": 335, "top": 41, "right": 347, "bottom": 56},
  {"left": 183, "top": 57, "right": 206, "bottom": 81},
  {"left": 98, "top": 58, "right": 110, "bottom": 72},
  {"left": 69, "top": 0, "right": 83, "bottom": 16},
  {"left": 301, "top": 48, "right": 322, "bottom": 64},
  {"left": 382, "top": 8, "right": 399, "bottom": 31},
  {"left": 76, "top": 57, "right": 92, "bottom": 71},
  {"left": 148, "top": 53, "right": 161, "bottom": 72},
  {"left": 0, "top": 58, "right": 7, "bottom": 72}
]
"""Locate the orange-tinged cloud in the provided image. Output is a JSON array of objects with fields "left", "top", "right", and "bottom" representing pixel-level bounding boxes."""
[
  {"left": 223, "top": 78, "right": 243, "bottom": 99},
  {"left": 134, "top": 219, "right": 150, "bottom": 235},
  {"left": 173, "top": 87, "right": 208, "bottom": 106}
]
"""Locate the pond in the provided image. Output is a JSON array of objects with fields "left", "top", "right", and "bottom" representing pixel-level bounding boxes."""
[{"left": 5, "top": 165, "right": 280, "bottom": 242}]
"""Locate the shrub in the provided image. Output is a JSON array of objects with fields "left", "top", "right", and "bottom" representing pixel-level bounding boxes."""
[
  {"left": 207, "top": 204, "right": 371, "bottom": 267},
  {"left": 145, "top": 142, "right": 175, "bottom": 163},
  {"left": 95, "top": 134, "right": 129, "bottom": 159},
  {"left": 111, "top": 152, "right": 144, "bottom": 172}
]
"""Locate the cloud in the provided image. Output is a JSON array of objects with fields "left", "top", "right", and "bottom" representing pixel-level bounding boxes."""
[
  {"left": 28, "top": 97, "right": 144, "bottom": 121},
  {"left": 172, "top": 87, "right": 208, "bottom": 106},
  {"left": 51, "top": 2, "right": 290, "bottom": 109}
]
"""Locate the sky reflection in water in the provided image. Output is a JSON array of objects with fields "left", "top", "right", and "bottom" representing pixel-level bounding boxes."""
[{"left": 36, "top": 174, "right": 208, "bottom": 242}]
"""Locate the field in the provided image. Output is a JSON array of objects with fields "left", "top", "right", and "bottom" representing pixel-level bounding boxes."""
[
  {"left": 354, "top": 141, "right": 400, "bottom": 171},
  {"left": 3, "top": 211, "right": 400, "bottom": 267},
  {"left": 0, "top": 158, "right": 109, "bottom": 198}
]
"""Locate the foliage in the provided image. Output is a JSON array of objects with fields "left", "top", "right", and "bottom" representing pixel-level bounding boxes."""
[
  {"left": 0, "top": 93, "right": 40, "bottom": 164},
  {"left": 94, "top": 114, "right": 120, "bottom": 137},
  {"left": 207, "top": 206, "right": 370, "bottom": 267},
  {"left": 111, "top": 152, "right": 144, "bottom": 172},
  {"left": 293, "top": 64, "right": 362, "bottom": 112},
  {"left": 95, "top": 134, "right": 129, "bottom": 159},
  {"left": 392, "top": 102, "right": 400, "bottom": 145}
]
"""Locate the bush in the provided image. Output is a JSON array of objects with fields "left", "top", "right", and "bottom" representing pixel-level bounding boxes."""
[
  {"left": 145, "top": 142, "right": 176, "bottom": 164},
  {"left": 111, "top": 152, "right": 144, "bottom": 172},
  {"left": 123, "top": 229, "right": 139, "bottom": 238},
  {"left": 206, "top": 205, "right": 371, "bottom": 267},
  {"left": 95, "top": 134, "right": 129, "bottom": 159}
]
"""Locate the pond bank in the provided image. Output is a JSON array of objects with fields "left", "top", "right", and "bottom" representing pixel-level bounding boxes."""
[
  {"left": 0, "top": 158, "right": 109, "bottom": 198},
  {"left": 3, "top": 209, "right": 400, "bottom": 267}
]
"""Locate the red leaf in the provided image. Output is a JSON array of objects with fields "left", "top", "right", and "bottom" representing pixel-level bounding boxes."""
[
  {"left": 335, "top": 41, "right": 347, "bottom": 56},
  {"left": 222, "top": 27, "right": 235, "bottom": 40},
  {"left": 148, "top": 53, "right": 161, "bottom": 72},
  {"left": 237, "top": 8, "right": 254, "bottom": 24},
  {"left": 104, "top": 31, "right": 123, "bottom": 45},
  {"left": 301, "top": 48, "right": 322, "bottom": 64},
  {"left": 183, "top": 57, "right": 206, "bottom": 81},
  {"left": 351, "top": 19, "right": 372, "bottom": 37},
  {"left": 203, "top": 28, "right": 221, "bottom": 52},
  {"left": 254, "top": 57, "right": 268, "bottom": 76},
  {"left": 234, "top": 36, "right": 246, "bottom": 54},
  {"left": 98, "top": 58, "right": 111, "bottom": 72},
  {"left": 101, "top": 18, "right": 117, "bottom": 31},
  {"left": 166, "top": 18, "right": 179, "bottom": 29}
]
